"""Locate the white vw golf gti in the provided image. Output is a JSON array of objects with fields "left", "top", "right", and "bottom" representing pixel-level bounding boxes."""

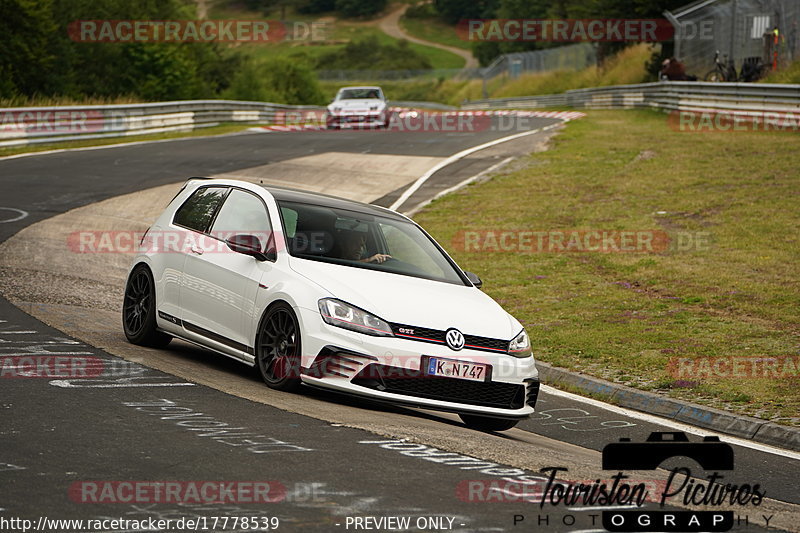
[{"left": 123, "top": 178, "right": 539, "bottom": 431}]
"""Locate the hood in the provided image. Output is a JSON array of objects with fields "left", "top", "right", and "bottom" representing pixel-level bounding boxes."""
[
  {"left": 329, "top": 99, "right": 385, "bottom": 111},
  {"left": 289, "top": 257, "right": 518, "bottom": 340}
]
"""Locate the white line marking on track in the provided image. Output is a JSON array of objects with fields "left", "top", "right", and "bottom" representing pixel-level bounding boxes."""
[
  {"left": 404, "top": 156, "right": 514, "bottom": 217},
  {"left": 541, "top": 385, "right": 800, "bottom": 461},
  {"left": 49, "top": 379, "right": 195, "bottom": 388},
  {"left": 0, "top": 207, "right": 28, "bottom": 223},
  {"left": 389, "top": 122, "right": 563, "bottom": 211}
]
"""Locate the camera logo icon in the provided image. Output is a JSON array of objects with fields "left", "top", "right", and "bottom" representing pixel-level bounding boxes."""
[{"left": 602, "top": 431, "right": 734, "bottom": 470}]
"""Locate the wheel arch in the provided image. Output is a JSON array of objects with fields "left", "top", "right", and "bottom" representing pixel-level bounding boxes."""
[{"left": 254, "top": 298, "right": 297, "bottom": 348}]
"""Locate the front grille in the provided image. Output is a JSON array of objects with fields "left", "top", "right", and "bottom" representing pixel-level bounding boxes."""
[
  {"left": 464, "top": 334, "right": 509, "bottom": 353},
  {"left": 525, "top": 379, "right": 540, "bottom": 408},
  {"left": 352, "top": 364, "right": 525, "bottom": 410},
  {"left": 390, "top": 322, "right": 509, "bottom": 354},
  {"left": 391, "top": 323, "right": 445, "bottom": 343}
]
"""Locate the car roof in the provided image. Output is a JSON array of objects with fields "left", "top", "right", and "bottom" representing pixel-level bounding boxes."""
[
  {"left": 183, "top": 178, "right": 407, "bottom": 221},
  {"left": 337, "top": 86, "right": 382, "bottom": 91},
  {"left": 260, "top": 184, "right": 407, "bottom": 221}
]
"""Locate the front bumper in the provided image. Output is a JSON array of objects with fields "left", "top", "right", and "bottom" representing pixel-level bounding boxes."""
[
  {"left": 326, "top": 112, "right": 386, "bottom": 128},
  {"left": 295, "top": 306, "right": 538, "bottom": 418}
]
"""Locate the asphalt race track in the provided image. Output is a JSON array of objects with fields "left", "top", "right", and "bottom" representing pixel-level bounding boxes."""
[{"left": 1, "top": 120, "right": 798, "bottom": 533}]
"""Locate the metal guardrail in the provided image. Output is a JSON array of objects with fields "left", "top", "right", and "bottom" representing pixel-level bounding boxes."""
[
  {"left": 462, "top": 81, "right": 800, "bottom": 118},
  {"left": 3, "top": 82, "right": 798, "bottom": 148},
  {"left": 0, "top": 99, "right": 461, "bottom": 148},
  {"left": 0, "top": 100, "right": 326, "bottom": 148}
]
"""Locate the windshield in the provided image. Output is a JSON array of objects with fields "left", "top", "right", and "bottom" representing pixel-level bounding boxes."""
[
  {"left": 278, "top": 201, "right": 466, "bottom": 285},
  {"left": 337, "top": 88, "right": 382, "bottom": 100}
]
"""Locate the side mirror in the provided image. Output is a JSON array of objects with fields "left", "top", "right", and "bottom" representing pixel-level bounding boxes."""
[
  {"left": 225, "top": 234, "right": 270, "bottom": 261},
  {"left": 464, "top": 271, "right": 482, "bottom": 289}
]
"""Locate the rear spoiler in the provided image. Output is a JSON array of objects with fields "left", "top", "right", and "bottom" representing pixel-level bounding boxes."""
[{"left": 168, "top": 176, "right": 214, "bottom": 204}]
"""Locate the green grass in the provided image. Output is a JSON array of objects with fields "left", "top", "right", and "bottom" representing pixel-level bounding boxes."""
[
  {"left": 343, "top": 26, "right": 465, "bottom": 69},
  {"left": 413, "top": 109, "right": 800, "bottom": 425},
  {"left": 760, "top": 59, "right": 800, "bottom": 83},
  {"left": 400, "top": 15, "right": 471, "bottom": 51},
  {"left": 327, "top": 43, "right": 655, "bottom": 105},
  {"left": 228, "top": 13, "right": 465, "bottom": 70},
  {"left": 0, "top": 123, "right": 257, "bottom": 158}
]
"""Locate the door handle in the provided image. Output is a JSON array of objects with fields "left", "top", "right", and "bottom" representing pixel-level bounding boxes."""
[{"left": 190, "top": 245, "right": 204, "bottom": 256}]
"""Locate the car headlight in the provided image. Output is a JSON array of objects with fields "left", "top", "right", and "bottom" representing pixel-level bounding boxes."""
[
  {"left": 508, "top": 329, "right": 532, "bottom": 358},
  {"left": 318, "top": 298, "right": 394, "bottom": 337}
]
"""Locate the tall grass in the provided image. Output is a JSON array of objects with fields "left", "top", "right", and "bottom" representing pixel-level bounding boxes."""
[
  {"left": 491, "top": 44, "right": 654, "bottom": 98},
  {"left": 759, "top": 59, "right": 800, "bottom": 83}
]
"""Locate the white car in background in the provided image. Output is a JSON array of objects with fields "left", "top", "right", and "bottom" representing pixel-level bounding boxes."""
[
  {"left": 123, "top": 178, "right": 539, "bottom": 431},
  {"left": 326, "top": 86, "right": 391, "bottom": 129}
]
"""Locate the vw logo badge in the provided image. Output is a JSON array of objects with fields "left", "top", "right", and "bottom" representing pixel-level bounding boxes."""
[{"left": 445, "top": 328, "right": 465, "bottom": 351}]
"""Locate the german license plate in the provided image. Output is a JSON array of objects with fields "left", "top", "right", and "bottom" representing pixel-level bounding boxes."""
[{"left": 424, "top": 356, "right": 490, "bottom": 382}]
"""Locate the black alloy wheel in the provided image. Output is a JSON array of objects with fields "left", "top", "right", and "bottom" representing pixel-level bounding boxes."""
[{"left": 257, "top": 302, "right": 302, "bottom": 391}]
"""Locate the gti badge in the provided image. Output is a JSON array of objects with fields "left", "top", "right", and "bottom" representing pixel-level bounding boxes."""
[{"left": 445, "top": 328, "right": 465, "bottom": 351}]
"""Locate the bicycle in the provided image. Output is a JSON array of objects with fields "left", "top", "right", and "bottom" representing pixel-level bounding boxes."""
[{"left": 704, "top": 50, "right": 738, "bottom": 82}]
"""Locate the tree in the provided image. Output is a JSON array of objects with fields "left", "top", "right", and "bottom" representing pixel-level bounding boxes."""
[
  {"left": 334, "top": 0, "right": 386, "bottom": 17},
  {"left": 0, "top": 0, "right": 59, "bottom": 97},
  {"left": 297, "top": 0, "right": 335, "bottom": 14},
  {"left": 225, "top": 57, "right": 325, "bottom": 105},
  {"left": 434, "top": 0, "right": 499, "bottom": 24}
]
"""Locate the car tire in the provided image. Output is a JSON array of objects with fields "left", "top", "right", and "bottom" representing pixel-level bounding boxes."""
[
  {"left": 459, "top": 414, "right": 519, "bottom": 432},
  {"left": 256, "top": 302, "right": 302, "bottom": 392},
  {"left": 122, "top": 265, "right": 172, "bottom": 348}
]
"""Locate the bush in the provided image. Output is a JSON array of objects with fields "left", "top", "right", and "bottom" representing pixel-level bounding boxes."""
[
  {"left": 297, "top": 0, "right": 336, "bottom": 14},
  {"left": 316, "top": 36, "right": 432, "bottom": 71},
  {"left": 224, "top": 57, "right": 325, "bottom": 105},
  {"left": 405, "top": 2, "right": 437, "bottom": 18},
  {"left": 334, "top": 0, "right": 386, "bottom": 18},
  {"left": 433, "top": 0, "right": 498, "bottom": 24}
]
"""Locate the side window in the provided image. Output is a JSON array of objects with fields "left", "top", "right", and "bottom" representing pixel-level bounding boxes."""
[
  {"left": 210, "top": 189, "right": 273, "bottom": 252},
  {"left": 173, "top": 187, "right": 228, "bottom": 233}
]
